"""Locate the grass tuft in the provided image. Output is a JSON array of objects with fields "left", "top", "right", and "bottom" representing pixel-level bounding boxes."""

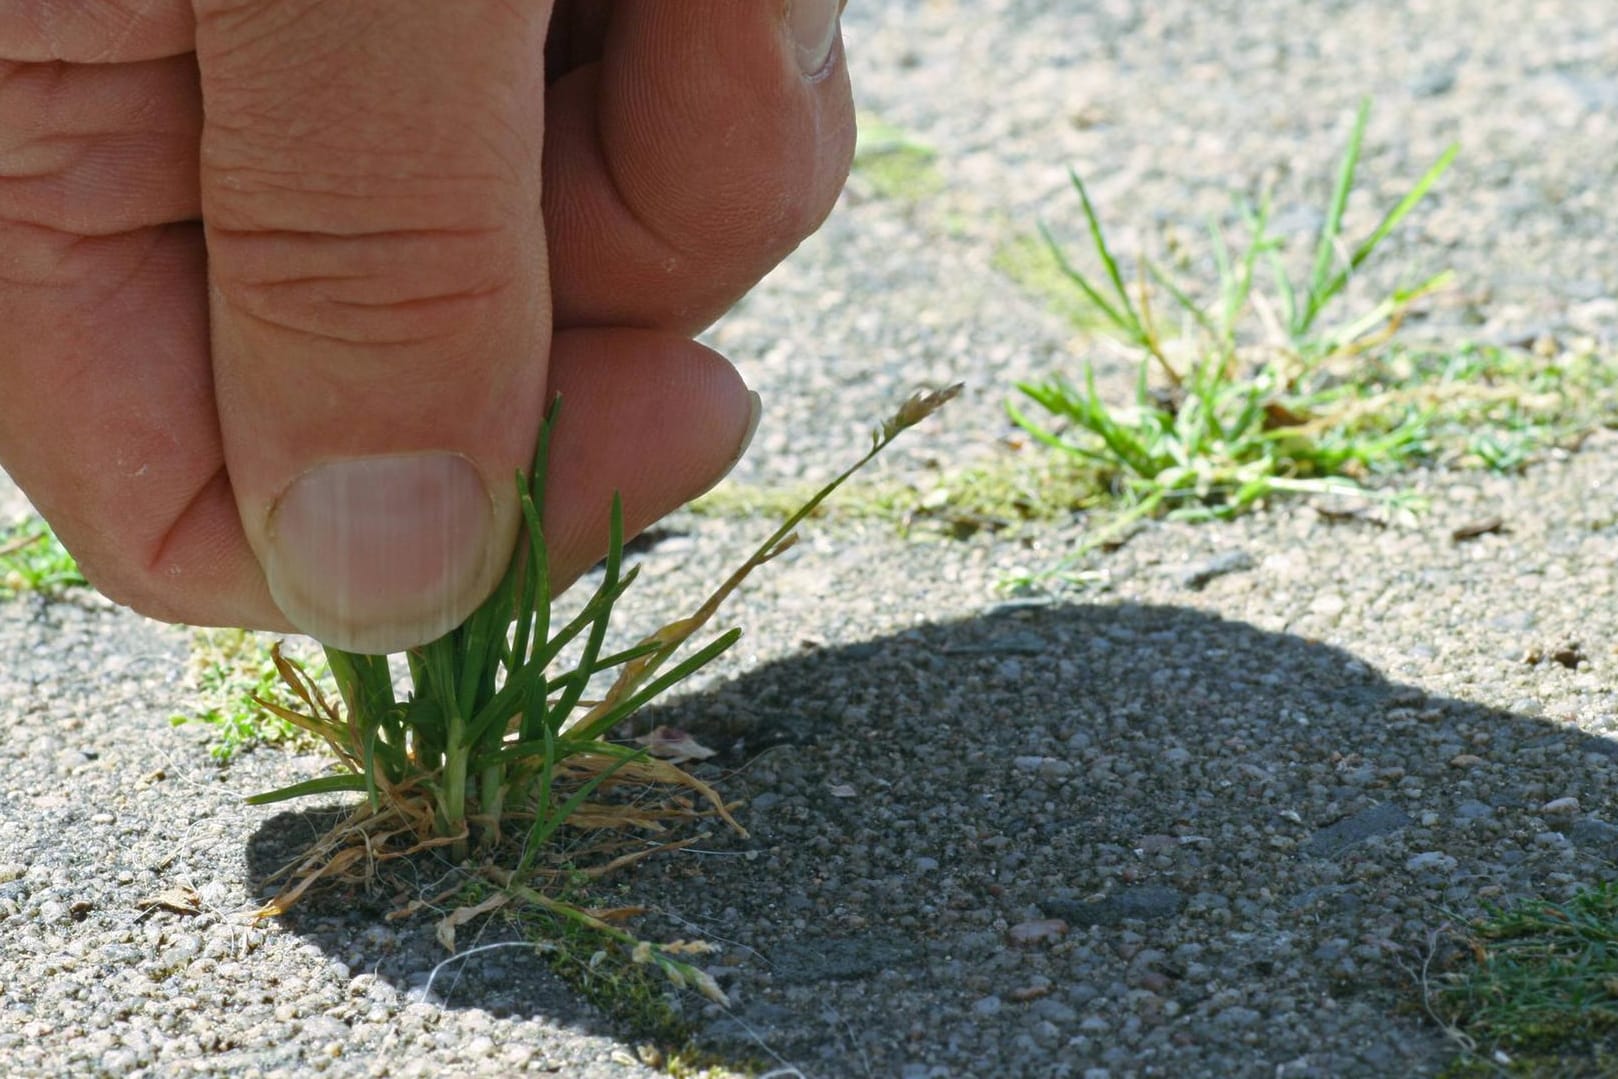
[
  {"left": 1009, "top": 99, "right": 1461, "bottom": 578},
  {"left": 248, "top": 385, "right": 960, "bottom": 1002},
  {"left": 1427, "top": 884, "right": 1618, "bottom": 1072}
]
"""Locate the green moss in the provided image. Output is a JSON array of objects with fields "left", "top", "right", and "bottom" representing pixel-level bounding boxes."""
[
  {"left": 484, "top": 878, "right": 766, "bottom": 1076},
  {"left": 992, "top": 230, "right": 1115, "bottom": 331},
  {"left": 853, "top": 113, "right": 945, "bottom": 202},
  {"left": 1437, "top": 1047, "right": 1618, "bottom": 1078}
]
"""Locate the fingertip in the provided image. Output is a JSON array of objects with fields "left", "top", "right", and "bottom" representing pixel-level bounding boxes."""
[{"left": 540, "top": 329, "right": 753, "bottom": 586}]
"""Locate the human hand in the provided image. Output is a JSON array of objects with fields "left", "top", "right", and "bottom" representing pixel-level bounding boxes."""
[{"left": 0, "top": 0, "right": 853, "bottom": 653}]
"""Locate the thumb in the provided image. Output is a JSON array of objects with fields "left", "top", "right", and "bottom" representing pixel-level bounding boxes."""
[{"left": 194, "top": 1, "right": 553, "bottom": 653}]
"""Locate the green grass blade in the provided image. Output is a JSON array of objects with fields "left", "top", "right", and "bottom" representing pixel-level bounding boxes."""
[
  {"left": 1023, "top": 371, "right": 1135, "bottom": 460},
  {"left": 1038, "top": 221, "right": 1132, "bottom": 335},
  {"left": 1068, "top": 170, "right": 1143, "bottom": 335},
  {"left": 510, "top": 485, "right": 545, "bottom": 668},
  {"left": 1146, "top": 260, "right": 1218, "bottom": 340},
  {"left": 1309, "top": 143, "right": 1458, "bottom": 328},
  {"left": 465, "top": 658, "right": 549, "bottom": 749},
  {"left": 1316, "top": 269, "right": 1455, "bottom": 353},
  {"left": 1301, "top": 98, "right": 1369, "bottom": 336},
  {"left": 358, "top": 721, "right": 387, "bottom": 811},
  {"left": 525, "top": 565, "right": 641, "bottom": 676},
  {"left": 1242, "top": 196, "right": 1299, "bottom": 333},
  {"left": 1078, "top": 365, "right": 1161, "bottom": 479},
  {"left": 0, "top": 517, "right": 88, "bottom": 595},
  {"left": 455, "top": 565, "right": 516, "bottom": 725},
  {"left": 402, "top": 685, "right": 447, "bottom": 766},
  {"left": 546, "top": 496, "right": 626, "bottom": 725},
  {"left": 1227, "top": 201, "right": 1271, "bottom": 340},
  {"left": 479, "top": 628, "right": 744, "bottom": 765},
  {"left": 516, "top": 743, "right": 646, "bottom": 878},
  {"left": 1207, "top": 215, "right": 1240, "bottom": 345},
  {"left": 466, "top": 606, "right": 664, "bottom": 748},
  {"left": 569, "top": 627, "right": 743, "bottom": 743},
  {"left": 513, "top": 402, "right": 558, "bottom": 667},
  {"left": 247, "top": 772, "right": 369, "bottom": 805},
  {"left": 1266, "top": 245, "right": 1298, "bottom": 335},
  {"left": 519, "top": 720, "right": 560, "bottom": 874},
  {"left": 1006, "top": 395, "right": 1113, "bottom": 463},
  {"left": 591, "top": 639, "right": 663, "bottom": 671},
  {"left": 324, "top": 648, "right": 393, "bottom": 725}
]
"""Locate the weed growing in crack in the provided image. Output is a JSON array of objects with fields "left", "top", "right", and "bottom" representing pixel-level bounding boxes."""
[
  {"left": 1009, "top": 99, "right": 1458, "bottom": 580},
  {"left": 247, "top": 385, "right": 960, "bottom": 1001}
]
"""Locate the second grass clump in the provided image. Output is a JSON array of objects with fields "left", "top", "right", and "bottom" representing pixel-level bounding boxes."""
[{"left": 1010, "top": 100, "right": 1458, "bottom": 570}]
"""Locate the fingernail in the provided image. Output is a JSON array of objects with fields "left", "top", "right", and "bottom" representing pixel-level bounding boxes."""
[
  {"left": 788, "top": 0, "right": 842, "bottom": 77},
  {"left": 264, "top": 454, "right": 496, "bottom": 654},
  {"left": 695, "top": 390, "right": 763, "bottom": 500}
]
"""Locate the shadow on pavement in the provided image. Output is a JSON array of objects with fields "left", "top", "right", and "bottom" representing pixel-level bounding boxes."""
[{"left": 247, "top": 600, "right": 1618, "bottom": 1077}]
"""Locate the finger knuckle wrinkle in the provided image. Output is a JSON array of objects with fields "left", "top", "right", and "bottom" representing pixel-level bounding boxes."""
[
  {"left": 1, "top": 0, "right": 190, "bottom": 62},
  {"left": 209, "top": 225, "right": 519, "bottom": 347}
]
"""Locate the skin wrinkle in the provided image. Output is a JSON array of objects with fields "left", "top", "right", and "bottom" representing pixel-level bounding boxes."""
[
  {"left": 8, "top": 235, "right": 211, "bottom": 611},
  {"left": 199, "top": 150, "right": 524, "bottom": 233},
  {"left": 103, "top": 0, "right": 159, "bottom": 61},
  {"left": 138, "top": 469, "right": 272, "bottom": 628},
  {"left": 219, "top": 291, "right": 511, "bottom": 348},
  {"left": 0, "top": 0, "right": 194, "bottom": 61},
  {"left": 206, "top": 224, "right": 524, "bottom": 342},
  {"left": 197, "top": 4, "right": 530, "bottom": 190},
  {"left": 32, "top": 2, "right": 67, "bottom": 58},
  {"left": 3, "top": 143, "right": 196, "bottom": 236},
  {"left": 203, "top": 223, "right": 506, "bottom": 247},
  {"left": 0, "top": 61, "right": 200, "bottom": 233},
  {"left": 0, "top": 56, "right": 200, "bottom": 148},
  {"left": 144, "top": 465, "right": 225, "bottom": 572},
  {"left": 200, "top": 145, "right": 515, "bottom": 193},
  {"left": 0, "top": 221, "right": 170, "bottom": 309}
]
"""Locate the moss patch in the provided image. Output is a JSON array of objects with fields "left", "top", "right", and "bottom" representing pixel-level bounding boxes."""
[{"left": 853, "top": 113, "right": 945, "bottom": 202}]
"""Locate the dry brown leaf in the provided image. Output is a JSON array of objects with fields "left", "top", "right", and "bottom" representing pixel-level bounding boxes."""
[
  {"left": 633, "top": 725, "right": 717, "bottom": 764},
  {"left": 135, "top": 886, "right": 201, "bottom": 918},
  {"left": 258, "top": 846, "right": 367, "bottom": 917},
  {"left": 436, "top": 891, "right": 511, "bottom": 952}
]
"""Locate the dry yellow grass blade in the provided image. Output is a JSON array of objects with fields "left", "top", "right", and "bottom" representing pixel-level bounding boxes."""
[{"left": 436, "top": 890, "right": 511, "bottom": 952}]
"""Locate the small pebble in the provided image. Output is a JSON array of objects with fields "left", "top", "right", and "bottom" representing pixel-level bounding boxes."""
[
  {"left": 1007, "top": 919, "right": 1068, "bottom": 945},
  {"left": 1406, "top": 852, "right": 1459, "bottom": 873}
]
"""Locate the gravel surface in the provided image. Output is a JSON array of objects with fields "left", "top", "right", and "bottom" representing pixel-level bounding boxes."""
[{"left": 5, "top": 3, "right": 1618, "bottom": 1076}]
